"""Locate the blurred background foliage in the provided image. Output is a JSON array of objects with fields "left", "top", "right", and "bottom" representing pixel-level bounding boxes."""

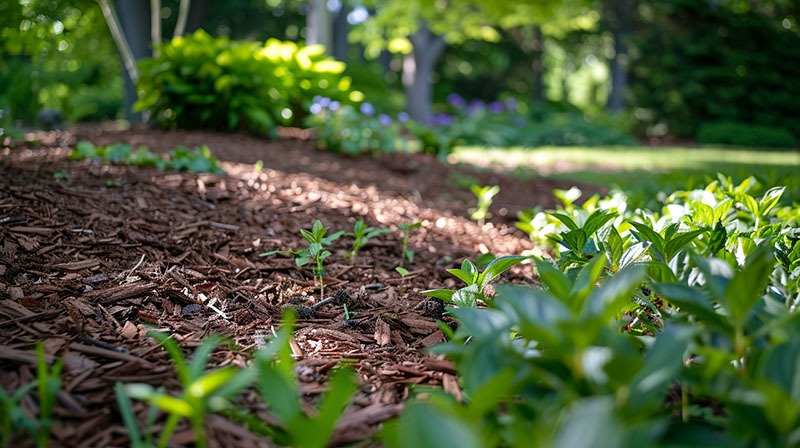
[{"left": 1, "top": 0, "right": 798, "bottom": 146}]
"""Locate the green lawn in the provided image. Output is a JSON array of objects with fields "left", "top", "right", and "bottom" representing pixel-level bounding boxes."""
[{"left": 453, "top": 145, "right": 800, "bottom": 203}]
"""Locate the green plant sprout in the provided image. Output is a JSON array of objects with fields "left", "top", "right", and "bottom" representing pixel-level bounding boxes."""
[
  {"left": 397, "top": 222, "right": 422, "bottom": 267},
  {"left": 422, "top": 255, "right": 526, "bottom": 308},
  {"left": 260, "top": 220, "right": 344, "bottom": 301},
  {"left": 346, "top": 219, "right": 390, "bottom": 262},
  {"left": 0, "top": 342, "right": 63, "bottom": 448},
  {"left": 469, "top": 184, "right": 500, "bottom": 227},
  {"left": 115, "top": 382, "right": 159, "bottom": 448},
  {"left": 124, "top": 332, "right": 255, "bottom": 448}
]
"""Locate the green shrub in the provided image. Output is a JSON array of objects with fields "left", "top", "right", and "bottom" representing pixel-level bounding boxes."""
[
  {"left": 696, "top": 121, "right": 797, "bottom": 148},
  {"left": 135, "top": 30, "right": 356, "bottom": 135}
]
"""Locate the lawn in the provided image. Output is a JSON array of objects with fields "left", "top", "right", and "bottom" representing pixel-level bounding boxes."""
[{"left": 454, "top": 144, "right": 800, "bottom": 203}]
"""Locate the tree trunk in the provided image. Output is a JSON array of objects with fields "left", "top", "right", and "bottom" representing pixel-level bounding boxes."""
[
  {"left": 115, "top": 0, "right": 151, "bottom": 122},
  {"left": 605, "top": 0, "right": 632, "bottom": 112},
  {"left": 404, "top": 23, "right": 446, "bottom": 124},
  {"left": 332, "top": 2, "right": 349, "bottom": 62},
  {"left": 306, "top": 0, "right": 332, "bottom": 51},
  {"left": 531, "top": 25, "right": 545, "bottom": 105}
]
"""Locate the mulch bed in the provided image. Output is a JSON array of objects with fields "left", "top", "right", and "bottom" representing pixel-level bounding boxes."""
[{"left": 0, "top": 126, "right": 595, "bottom": 447}]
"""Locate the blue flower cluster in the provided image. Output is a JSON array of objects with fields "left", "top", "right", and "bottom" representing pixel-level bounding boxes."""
[{"left": 431, "top": 94, "right": 522, "bottom": 127}]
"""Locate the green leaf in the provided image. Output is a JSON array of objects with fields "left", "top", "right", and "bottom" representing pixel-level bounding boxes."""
[
  {"left": 603, "top": 226, "right": 624, "bottom": 271},
  {"left": 534, "top": 258, "right": 571, "bottom": 302},
  {"left": 628, "top": 221, "right": 667, "bottom": 261},
  {"left": 569, "top": 255, "right": 607, "bottom": 311},
  {"left": 630, "top": 325, "right": 694, "bottom": 400},
  {"left": 562, "top": 229, "right": 588, "bottom": 253},
  {"left": 187, "top": 366, "right": 238, "bottom": 399},
  {"left": 654, "top": 283, "right": 732, "bottom": 335},
  {"left": 758, "top": 186, "right": 785, "bottom": 217},
  {"left": 584, "top": 265, "right": 645, "bottom": 318},
  {"left": 150, "top": 394, "right": 195, "bottom": 417},
  {"left": 477, "top": 255, "right": 526, "bottom": 288},
  {"left": 583, "top": 209, "right": 618, "bottom": 237},
  {"left": 421, "top": 288, "right": 456, "bottom": 302},
  {"left": 551, "top": 212, "right": 579, "bottom": 231},
  {"left": 386, "top": 402, "right": 481, "bottom": 448},
  {"left": 620, "top": 241, "right": 651, "bottom": 268},
  {"left": 453, "top": 284, "right": 483, "bottom": 308},
  {"left": 725, "top": 243, "right": 775, "bottom": 324},
  {"left": 664, "top": 228, "right": 708, "bottom": 261}
]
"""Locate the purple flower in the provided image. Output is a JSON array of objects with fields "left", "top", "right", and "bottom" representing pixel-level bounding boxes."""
[
  {"left": 504, "top": 98, "right": 518, "bottom": 111},
  {"left": 329, "top": 101, "right": 340, "bottom": 111},
  {"left": 317, "top": 97, "right": 331, "bottom": 107},
  {"left": 488, "top": 101, "right": 504, "bottom": 113},
  {"left": 310, "top": 103, "right": 323, "bottom": 114},
  {"left": 360, "top": 102, "right": 376, "bottom": 116},
  {"left": 397, "top": 111, "right": 410, "bottom": 123},
  {"left": 378, "top": 114, "right": 392, "bottom": 126},
  {"left": 466, "top": 100, "right": 485, "bottom": 116},
  {"left": 429, "top": 113, "right": 454, "bottom": 127},
  {"left": 446, "top": 93, "right": 466, "bottom": 108}
]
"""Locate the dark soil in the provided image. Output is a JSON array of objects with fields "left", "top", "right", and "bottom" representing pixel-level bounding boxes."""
[{"left": 0, "top": 126, "right": 596, "bottom": 447}]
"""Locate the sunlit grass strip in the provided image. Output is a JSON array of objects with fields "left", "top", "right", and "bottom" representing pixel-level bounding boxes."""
[{"left": 453, "top": 145, "right": 800, "bottom": 172}]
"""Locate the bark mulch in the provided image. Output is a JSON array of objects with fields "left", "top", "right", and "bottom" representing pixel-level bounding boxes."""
[{"left": 0, "top": 127, "right": 594, "bottom": 447}]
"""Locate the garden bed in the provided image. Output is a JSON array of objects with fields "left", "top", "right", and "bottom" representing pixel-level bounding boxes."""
[{"left": 0, "top": 127, "right": 591, "bottom": 447}]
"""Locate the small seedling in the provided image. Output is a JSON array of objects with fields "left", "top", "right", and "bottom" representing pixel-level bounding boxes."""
[
  {"left": 346, "top": 220, "right": 390, "bottom": 262},
  {"left": 261, "top": 220, "right": 344, "bottom": 301},
  {"left": 422, "top": 255, "right": 526, "bottom": 308},
  {"left": 469, "top": 184, "right": 500, "bottom": 227},
  {"left": 52, "top": 171, "right": 70, "bottom": 180},
  {"left": 395, "top": 266, "right": 410, "bottom": 277},
  {"left": 124, "top": 332, "right": 256, "bottom": 448},
  {"left": 397, "top": 222, "right": 422, "bottom": 267},
  {"left": 254, "top": 160, "right": 264, "bottom": 173},
  {"left": 0, "top": 342, "right": 63, "bottom": 448}
]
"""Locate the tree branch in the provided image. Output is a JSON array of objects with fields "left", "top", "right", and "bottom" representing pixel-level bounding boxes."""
[
  {"left": 173, "top": 0, "right": 192, "bottom": 38},
  {"left": 150, "top": 0, "right": 162, "bottom": 56},
  {"left": 96, "top": 0, "right": 138, "bottom": 83}
]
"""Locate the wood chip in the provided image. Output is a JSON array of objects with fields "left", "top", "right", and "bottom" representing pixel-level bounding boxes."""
[
  {"left": 53, "top": 258, "right": 101, "bottom": 271},
  {"left": 374, "top": 317, "right": 391, "bottom": 346}
]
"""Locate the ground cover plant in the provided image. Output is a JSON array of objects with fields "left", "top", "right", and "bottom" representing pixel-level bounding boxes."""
[{"left": 1, "top": 127, "right": 798, "bottom": 447}]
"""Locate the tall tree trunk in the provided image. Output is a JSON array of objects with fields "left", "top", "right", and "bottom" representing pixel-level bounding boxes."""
[
  {"left": 307, "top": 0, "right": 332, "bottom": 51},
  {"left": 605, "top": 0, "right": 632, "bottom": 112},
  {"left": 332, "top": 2, "right": 349, "bottom": 62},
  {"left": 404, "top": 23, "right": 446, "bottom": 124},
  {"left": 114, "top": 0, "right": 151, "bottom": 122}
]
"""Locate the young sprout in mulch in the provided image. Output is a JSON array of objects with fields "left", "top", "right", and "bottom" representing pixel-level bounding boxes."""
[
  {"left": 123, "top": 332, "right": 255, "bottom": 448},
  {"left": 0, "top": 342, "right": 63, "bottom": 448},
  {"left": 422, "top": 255, "right": 526, "bottom": 308},
  {"left": 469, "top": 184, "right": 500, "bottom": 227},
  {"left": 345, "top": 219, "right": 390, "bottom": 263},
  {"left": 260, "top": 220, "right": 344, "bottom": 301},
  {"left": 397, "top": 222, "right": 422, "bottom": 267}
]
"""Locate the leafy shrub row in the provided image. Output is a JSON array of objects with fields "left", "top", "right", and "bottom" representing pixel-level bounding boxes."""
[
  {"left": 135, "top": 30, "right": 357, "bottom": 136},
  {"left": 696, "top": 121, "right": 797, "bottom": 148},
  {"left": 69, "top": 140, "right": 226, "bottom": 174},
  {"left": 392, "top": 175, "right": 799, "bottom": 446}
]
